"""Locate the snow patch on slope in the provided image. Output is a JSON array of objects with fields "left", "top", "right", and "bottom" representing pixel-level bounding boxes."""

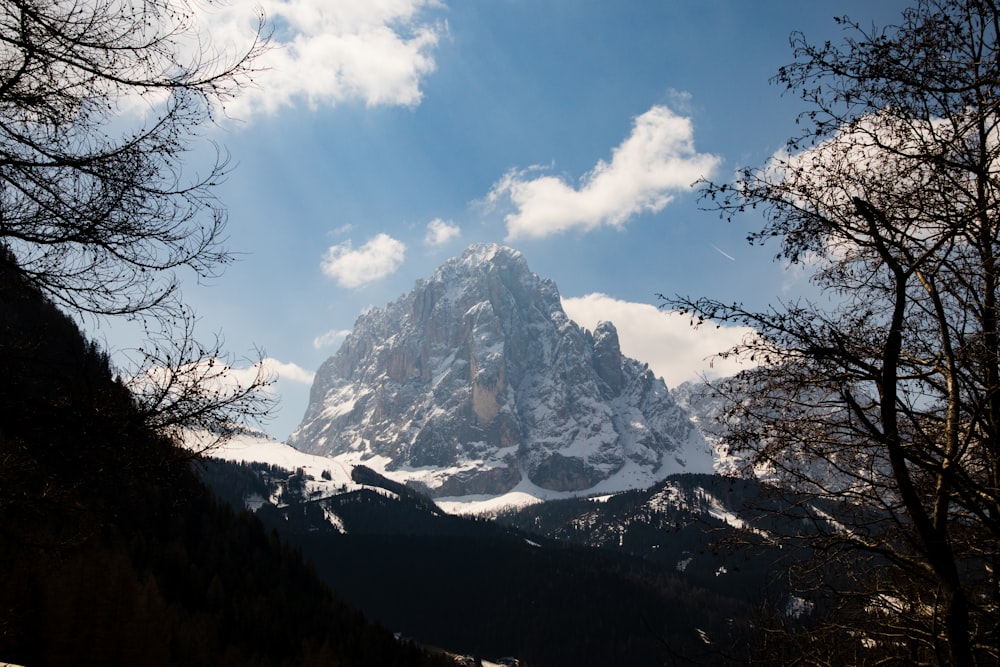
[{"left": 185, "top": 429, "right": 357, "bottom": 500}]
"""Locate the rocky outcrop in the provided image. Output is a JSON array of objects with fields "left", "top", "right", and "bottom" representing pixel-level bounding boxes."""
[{"left": 289, "top": 244, "right": 710, "bottom": 496}]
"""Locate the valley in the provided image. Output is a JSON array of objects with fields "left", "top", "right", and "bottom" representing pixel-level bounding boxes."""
[{"left": 184, "top": 245, "right": 806, "bottom": 665}]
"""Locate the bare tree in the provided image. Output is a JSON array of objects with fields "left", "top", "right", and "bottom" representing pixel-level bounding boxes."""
[
  {"left": 666, "top": 1, "right": 1000, "bottom": 664},
  {"left": 0, "top": 0, "right": 274, "bottom": 439},
  {"left": 122, "top": 308, "right": 276, "bottom": 453},
  {"left": 0, "top": 0, "right": 265, "bottom": 318}
]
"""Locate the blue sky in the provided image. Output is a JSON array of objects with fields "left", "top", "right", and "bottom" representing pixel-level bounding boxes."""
[{"left": 98, "top": 0, "right": 912, "bottom": 441}]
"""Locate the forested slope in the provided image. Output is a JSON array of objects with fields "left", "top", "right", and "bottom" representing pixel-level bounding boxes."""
[{"left": 0, "top": 250, "right": 450, "bottom": 667}]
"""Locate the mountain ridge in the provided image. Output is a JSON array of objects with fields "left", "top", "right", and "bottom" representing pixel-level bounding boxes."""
[{"left": 289, "top": 244, "right": 711, "bottom": 498}]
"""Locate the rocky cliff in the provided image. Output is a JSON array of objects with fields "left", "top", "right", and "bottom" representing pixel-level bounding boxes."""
[{"left": 288, "top": 244, "right": 710, "bottom": 496}]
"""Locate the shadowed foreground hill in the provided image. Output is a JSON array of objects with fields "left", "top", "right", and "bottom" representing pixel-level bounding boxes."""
[
  {"left": 201, "top": 460, "right": 755, "bottom": 667},
  {"left": 0, "top": 249, "right": 450, "bottom": 667}
]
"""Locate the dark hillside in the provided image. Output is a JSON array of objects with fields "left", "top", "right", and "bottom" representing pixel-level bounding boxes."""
[
  {"left": 494, "top": 474, "right": 798, "bottom": 601},
  {"left": 0, "top": 248, "right": 451, "bottom": 667},
  {"left": 202, "top": 458, "right": 754, "bottom": 667}
]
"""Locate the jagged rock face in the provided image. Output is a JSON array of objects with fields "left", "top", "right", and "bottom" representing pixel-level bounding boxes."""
[
  {"left": 671, "top": 380, "right": 734, "bottom": 474},
  {"left": 289, "top": 244, "right": 707, "bottom": 496}
]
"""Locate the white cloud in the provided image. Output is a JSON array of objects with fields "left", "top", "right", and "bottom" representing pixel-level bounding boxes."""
[
  {"left": 261, "top": 358, "right": 315, "bottom": 385},
  {"left": 561, "top": 293, "right": 755, "bottom": 387},
  {"left": 199, "top": 0, "right": 445, "bottom": 118},
  {"left": 164, "top": 357, "right": 312, "bottom": 395},
  {"left": 313, "top": 328, "right": 351, "bottom": 349},
  {"left": 321, "top": 233, "right": 407, "bottom": 287},
  {"left": 752, "top": 111, "right": 956, "bottom": 291},
  {"left": 424, "top": 218, "right": 461, "bottom": 246},
  {"left": 489, "top": 105, "right": 721, "bottom": 240},
  {"left": 766, "top": 113, "right": 943, "bottom": 214},
  {"left": 130, "top": 356, "right": 275, "bottom": 404}
]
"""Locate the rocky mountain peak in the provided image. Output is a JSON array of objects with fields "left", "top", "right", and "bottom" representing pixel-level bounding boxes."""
[
  {"left": 449, "top": 242, "right": 524, "bottom": 272},
  {"left": 592, "top": 321, "right": 625, "bottom": 396},
  {"left": 288, "top": 245, "right": 711, "bottom": 497}
]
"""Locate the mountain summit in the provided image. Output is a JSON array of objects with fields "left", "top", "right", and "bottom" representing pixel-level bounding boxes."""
[{"left": 289, "top": 244, "right": 710, "bottom": 497}]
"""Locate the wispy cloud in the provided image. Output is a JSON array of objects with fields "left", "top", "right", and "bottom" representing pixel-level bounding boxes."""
[
  {"left": 197, "top": 357, "right": 313, "bottom": 391},
  {"left": 424, "top": 218, "right": 461, "bottom": 246},
  {"left": 489, "top": 105, "right": 721, "bottom": 240},
  {"left": 261, "top": 358, "right": 315, "bottom": 385},
  {"left": 561, "top": 293, "right": 754, "bottom": 387},
  {"left": 321, "top": 233, "right": 406, "bottom": 288},
  {"left": 313, "top": 328, "right": 351, "bottom": 350},
  {"left": 201, "top": 0, "right": 446, "bottom": 118}
]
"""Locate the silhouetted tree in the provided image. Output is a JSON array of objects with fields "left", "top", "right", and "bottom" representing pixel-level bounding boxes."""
[
  {"left": 123, "top": 308, "right": 275, "bottom": 452},
  {"left": 666, "top": 1, "right": 1000, "bottom": 663},
  {"left": 0, "top": 0, "right": 274, "bottom": 439},
  {"left": 0, "top": 0, "right": 264, "bottom": 319}
]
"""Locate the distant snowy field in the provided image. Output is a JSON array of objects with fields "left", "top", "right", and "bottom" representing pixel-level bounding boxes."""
[{"left": 187, "top": 430, "right": 691, "bottom": 514}]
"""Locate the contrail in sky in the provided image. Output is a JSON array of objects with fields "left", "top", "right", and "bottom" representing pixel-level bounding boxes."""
[{"left": 710, "top": 244, "right": 736, "bottom": 261}]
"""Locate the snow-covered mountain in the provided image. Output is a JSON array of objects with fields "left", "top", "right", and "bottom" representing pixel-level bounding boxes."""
[
  {"left": 289, "top": 244, "right": 712, "bottom": 498},
  {"left": 671, "top": 379, "right": 741, "bottom": 475}
]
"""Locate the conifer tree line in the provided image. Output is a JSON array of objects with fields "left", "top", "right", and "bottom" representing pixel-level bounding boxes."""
[{"left": 667, "top": 0, "right": 1000, "bottom": 663}]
